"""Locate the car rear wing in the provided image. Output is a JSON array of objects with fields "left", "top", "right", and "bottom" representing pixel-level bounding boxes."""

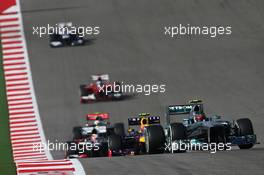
[
  {"left": 166, "top": 105, "right": 193, "bottom": 125},
  {"left": 166, "top": 100, "right": 204, "bottom": 125},
  {"left": 128, "top": 116, "right": 160, "bottom": 126},
  {"left": 167, "top": 105, "right": 193, "bottom": 115},
  {"left": 86, "top": 113, "right": 110, "bottom": 120},
  {"left": 91, "top": 74, "right": 109, "bottom": 81},
  {"left": 57, "top": 22, "right": 73, "bottom": 28}
]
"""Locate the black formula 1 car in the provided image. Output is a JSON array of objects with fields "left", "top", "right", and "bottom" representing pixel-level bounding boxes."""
[
  {"left": 65, "top": 113, "right": 123, "bottom": 158},
  {"left": 49, "top": 22, "right": 85, "bottom": 47},
  {"left": 66, "top": 113, "right": 166, "bottom": 158},
  {"left": 164, "top": 100, "right": 257, "bottom": 153}
]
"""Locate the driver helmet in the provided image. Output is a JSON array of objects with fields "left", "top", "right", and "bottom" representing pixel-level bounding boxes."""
[
  {"left": 139, "top": 118, "right": 149, "bottom": 132},
  {"left": 193, "top": 105, "right": 200, "bottom": 113},
  {"left": 193, "top": 105, "right": 206, "bottom": 122},
  {"left": 96, "top": 77, "right": 103, "bottom": 87},
  {"left": 91, "top": 129, "right": 98, "bottom": 142},
  {"left": 194, "top": 114, "right": 206, "bottom": 122},
  {"left": 127, "top": 128, "right": 135, "bottom": 135},
  {"left": 94, "top": 120, "right": 100, "bottom": 125},
  {"left": 94, "top": 116, "right": 103, "bottom": 125}
]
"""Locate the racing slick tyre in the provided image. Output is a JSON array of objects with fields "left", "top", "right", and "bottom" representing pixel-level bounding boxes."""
[
  {"left": 65, "top": 141, "right": 78, "bottom": 158},
  {"left": 170, "top": 123, "right": 187, "bottom": 140},
  {"left": 113, "top": 123, "right": 125, "bottom": 137},
  {"left": 73, "top": 126, "right": 82, "bottom": 140},
  {"left": 80, "top": 85, "right": 88, "bottom": 103},
  {"left": 80, "top": 85, "right": 88, "bottom": 96},
  {"left": 145, "top": 125, "right": 165, "bottom": 154},
  {"left": 237, "top": 118, "right": 254, "bottom": 149},
  {"left": 169, "top": 123, "right": 187, "bottom": 153},
  {"left": 108, "top": 134, "right": 122, "bottom": 152},
  {"left": 98, "top": 142, "right": 109, "bottom": 157}
]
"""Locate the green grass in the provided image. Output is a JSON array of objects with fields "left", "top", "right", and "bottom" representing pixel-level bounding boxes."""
[{"left": 0, "top": 43, "right": 17, "bottom": 174}]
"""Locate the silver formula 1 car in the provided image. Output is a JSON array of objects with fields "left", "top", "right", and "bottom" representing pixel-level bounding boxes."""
[{"left": 164, "top": 100, "right": 257, "bottom": 153}]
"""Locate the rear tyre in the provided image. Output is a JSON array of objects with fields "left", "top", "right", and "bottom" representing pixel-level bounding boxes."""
[
  {"left": 170, "top": 123, "right": 187, "bottom": 140},
  {"left": 65, "top": 141, "right": 78, "bottom": 158},
  {"left": 145, "top": 125, "right": 165, "bottom": 154},
  {"left": 79, "top": 85, "right": 88, "bottom": 96},
  {"left": 80, "top": 85, "right": 88, "bottom": 103},
  {"left": 73, "top": 126, "right": 82, "bottom": 140},
  {"left": 113, "top": 123, "right": 125, "bottom": 137},
  {"left": 169, "top": 123, "right": 187, "bottom": 153},
  {"left": 237, "top": 118, "right": 254, "bottom": 149},
  {"left": 108, "top": 134, "right": 122, "bottom": 152},
  {"left": 238, "top": 143, "right": 253, "bottom": 149},
  {"left": 98, "top": 142, "right": 108, "bottom": 157}
]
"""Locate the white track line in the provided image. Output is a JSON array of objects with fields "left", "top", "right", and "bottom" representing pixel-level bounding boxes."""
[{"left": 0, "top": 2, "right": 86, "bottom": 174}]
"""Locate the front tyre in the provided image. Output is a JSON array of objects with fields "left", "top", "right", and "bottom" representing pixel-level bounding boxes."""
[
  {"left": 113, "top": 123, "right": 125, "bottom": 137},
  {"left": 169, "top": 123, "right": 187, "bottom": 153},
  {"left": 144, "top": 125, "right": 165, "bottom": 154},
  {"left": 73, "top": 126, "right": 82, "bottom": 140},
  {"left": 237, "top": 118, "right": 254, "bottom": 149},
  {"left": 108, "top": 134, "right": 122, "bottom": 152}
]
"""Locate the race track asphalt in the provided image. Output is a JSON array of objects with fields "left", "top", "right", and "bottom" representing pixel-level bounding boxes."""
[{"left": 20, "top": 0, "right": 264, "bottom": 174}]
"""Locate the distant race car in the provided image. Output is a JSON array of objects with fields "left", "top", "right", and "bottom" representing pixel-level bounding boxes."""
[
  {"left": 49, "top": 22, "right": 85, "bottom": 47},
  {"left": 66, "top": 113, "right": 123, "bottom": 158},
  {"left": 164, "top": 100, "right": 258, "bottom": 153},
  {"left": 80, "top": 74, "right": 123, "bottom": 103}
]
